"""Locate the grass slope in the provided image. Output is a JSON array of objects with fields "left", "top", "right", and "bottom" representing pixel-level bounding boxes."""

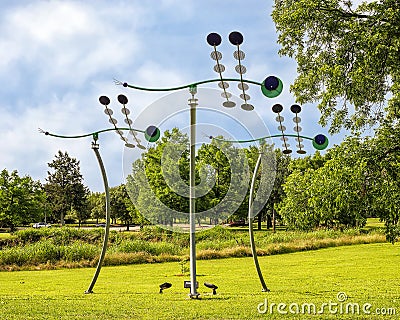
[{"left": 0, "top": 243, "right": 398, "bottom": 319}]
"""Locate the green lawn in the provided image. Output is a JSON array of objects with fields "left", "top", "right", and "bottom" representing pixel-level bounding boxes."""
[{"left": 0, "top": 242, "right": 398, "bottom": 319}]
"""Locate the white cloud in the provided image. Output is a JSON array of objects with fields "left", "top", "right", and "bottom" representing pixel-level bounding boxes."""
[{"left": 0, "top": 0, "right": 339, "bottom": 191}]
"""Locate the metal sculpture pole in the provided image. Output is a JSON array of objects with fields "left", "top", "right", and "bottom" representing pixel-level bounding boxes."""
[
  {"left": 86, "top": 137, "right": 111, "bottom": 294},
  {"left": 40, "top": 122, "right": 160, "bottom": 294},
  {"left": 248, "top": 143, "right": 269, "bottom": 292},
  {"left": 188, "top": 85, "right": 199, "bottom": 298}
]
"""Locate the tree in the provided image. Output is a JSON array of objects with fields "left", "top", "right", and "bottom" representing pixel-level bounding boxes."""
[
  {"left": 88, "top": 192, "right": 105, "bottom": 223},
  {"left": 0, "top": 169, "right": 47, "bottom": 231},
  {"left": 110, "top": 185, "right": 132, "bottom": 230},
  {"left": 45, "top": 151, "right": 89, "bottom": 226},
  {"left": 126, "top": 129, "right": 190, "bottom": 228},
  {"left": 196, "top": 138, "right": 249, "bottom": 225},
  {"left": 272, "top": 0, "right": 400, "bottom": 133},
  {"left": 266, "top": 149, "right": 291, "bottom": 231},
  {"left": 360, "top": 121, "right": 400, "bottom": 242},
  {"left": 278, "top": 140, "right": 369, "bottom": 230}
]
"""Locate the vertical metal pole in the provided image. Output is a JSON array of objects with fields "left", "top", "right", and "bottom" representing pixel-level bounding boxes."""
[
  {"left": 248, "top": 145, "right": 270, "bottom": 292},
  {"left": 188, "top": 85, "right": 199, "bottom": 298},
  {"left": 85, "top": 140, "right": 111, "bottom": 294}
]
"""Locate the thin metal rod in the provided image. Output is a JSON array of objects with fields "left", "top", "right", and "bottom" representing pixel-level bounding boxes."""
[
  {"left": 248, "top": 148, "right": 269, "bottom": 292},
  {"left": 40, "top": 127, "right": 144, "bottom": 140},
  {"left": 189, "top": 86, "right": 199, "bottom": 298},
  {"left": 121, "top": 78, "right": 262, "bottom": 92},
  {"left": 85, "top": 142, "right": 111, "bottom": 294},
  {"left": 211, "top": 133, "right": 314, "bottom": 144}
]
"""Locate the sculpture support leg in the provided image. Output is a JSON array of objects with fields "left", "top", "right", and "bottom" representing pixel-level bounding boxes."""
[
  {"left": 248, "top": 151, "right": 270, "bottom": 292},
  {"left": 85, "top": 142, "right": 111, "bottom": 294},
  {"left": 188, "top": 86, "right": 199, "bottom": 298}
]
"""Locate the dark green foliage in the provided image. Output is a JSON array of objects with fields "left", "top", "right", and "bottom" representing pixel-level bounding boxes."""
[
  {"left": 45, "top": 151, "right": 90, "bottom": 225},
  {"left": 0, "top": 169, "right": 47, "bottom": 231},
  {"left": 272, "top": 0, "right": 400, "bottom": 133}
]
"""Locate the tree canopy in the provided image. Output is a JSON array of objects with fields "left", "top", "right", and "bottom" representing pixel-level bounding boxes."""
[
  {"left": 0, "top": 169, "right": 46, "bottom": 231},
  {"left": 272, "top": 0, "right": 400, "bottom": 133},
  {"left": 45, "top": 151, "right": 89, "bottom": 225}
]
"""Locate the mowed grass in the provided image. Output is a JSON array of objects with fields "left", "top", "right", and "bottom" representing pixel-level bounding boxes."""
[{"left": 0, "top": 243, "right": 399, "bottom": 319}]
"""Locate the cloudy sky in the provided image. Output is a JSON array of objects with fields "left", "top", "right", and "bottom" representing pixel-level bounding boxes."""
[{"left": 0, "top": 0, "right": 347, "bottom": 191}]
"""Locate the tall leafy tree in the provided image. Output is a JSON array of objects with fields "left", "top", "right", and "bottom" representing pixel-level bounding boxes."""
[
  {"left": 126, "top": 129, "right": 190, "bottom": 227},
  {"left": 0, "top": 169, "right": 46, "bottom": 231},
  {"left": 110, "top": 184, "right": 132, "bottom": 230},
  {"left": 45, "top": 151, "right": 89, "bottom": 226},
  {"left": 272, "top": 0, "right": 400, "bottom": 132},
  {"left": 88, "top": 192, "right": 105, "bottom": 223}
]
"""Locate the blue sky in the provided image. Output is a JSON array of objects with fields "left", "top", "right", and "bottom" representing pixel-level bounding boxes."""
[{"left": 0, "top": 0, "right": 347, "bottom": 191}]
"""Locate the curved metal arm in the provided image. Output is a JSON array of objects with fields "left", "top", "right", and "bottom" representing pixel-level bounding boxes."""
[
  {"left": 248, "top": 150, "right": 270, "bottom": 292},
  {"left": 211, "top": 133, "right": 314, "bottom": 144},
  {"left": 118, "top": 78, "right": 262, "bottom": 92},
  {"left": 39, "top": 127, "right": 144, "bottom": 140},
  {"left": 85, "top": 142, "right": 111, "bottom": 294}
]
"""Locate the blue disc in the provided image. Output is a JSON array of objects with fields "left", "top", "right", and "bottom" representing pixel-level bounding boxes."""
[
  {"left": 228, "top": 31, "right": 243, "bottom": 45},
  {"left": 145, "top": 125, "right": 161, "bottom": 142},
  {"left": 207, "top": 33, "right": 222, "bottom": 46},
  {"left": 264, "top": 76, "right": 279, "bottom": 90},
  {"left": 312, "top": 134, "right": 329, "bottom": 150}
]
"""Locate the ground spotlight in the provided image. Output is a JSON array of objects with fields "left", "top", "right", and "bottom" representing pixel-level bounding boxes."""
[
  {"left": 159, "top": 282, "right": 172, "bottom": 294},
  {"left": 204, "top": 282, "right": 218, "bottom": 295}
]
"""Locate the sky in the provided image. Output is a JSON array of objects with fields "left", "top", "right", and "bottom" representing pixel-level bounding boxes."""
[{"left": 0, "top": 0, "right": 348, "bottom": 192}]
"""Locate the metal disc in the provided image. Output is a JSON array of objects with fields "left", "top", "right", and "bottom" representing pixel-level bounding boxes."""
[
  {"left": 207, "top": 32, "right": 222, "bottom": 46},
  {"left": 214, "top": 64, "right": 225, "bottom": 73},
  {"left": 293, "top": 126, "right": 302, "bottom": 132},
  {"left": 99, "top": 96, "right": 110, "bottom": 106},
  {"left": 137, "top": 144, "right": 146, "bottom": 150},
  {"left": 121, "top": 107, "right": 130, "bottom": 115},
  {"left": 283, "top": 149, "right": 292, "bottom": 154},
  {"left": 218, "top": 81, "right": 229, "bottom": 89},
  {"left": 272, "top": 103, "right": 283, "bottom": 113},
  {"left": 125, "top": 143, "right": 135, "bottom": 148},
  {"left": 210, "top": 51, "right": 222, "bottom": 60},
  {"left": 297, "top": 149, "right": 307, "bottom": 154},
  {"left": 229, "top": 31, "right": 243, "bottom": 45},
  {"left": 240, "top": 93, "right": 250, "bottom": 101},
  {"left": 117, "top": 94, "right": 128, "bottom": 105},
  {"left": 223, "top": 101, "right": 236, "bottom": 108},
  {"left": 235, "top": 65, "right": 246, "bottom": 74},
  {"left": 290, "top": 104, "right": 302, "bottom": 113},
  {"left": 233, "top": 50, "right": 245, "bottom": 60},
  {"left": 280, "top": 137, "right": 288, "bottom": 141},
  {"left": 109, "top": 118, "right": 118, "bottom": 125},
  {"left": 278, "top": 125, "right": 286, "bottom": 131},
  {"left": 295, "top": 137, "right": 304, "bottom": 142},
  {"left": 124, "top": 118, "right": 133, "bottom": 125},
  {"left": 238, "top": 83, "right": 249, "bottom": 91},
  {"left": 221, "top": 92, "right": 232, "bottom": 99},
  {"left": 241, "top": 103, "right": 254, "bottom": 111},
  {"left": 293, "top": 116, "right": 301, "bottom": 123},
  {"left": 297, "top": 144, "right": 305, "bottom": 148},
  {"left": 276, "top": 115, "right": 284, "bottom": 122},
  {"left": 104, "top": 108, "right": 113, "bottom": 116}
]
